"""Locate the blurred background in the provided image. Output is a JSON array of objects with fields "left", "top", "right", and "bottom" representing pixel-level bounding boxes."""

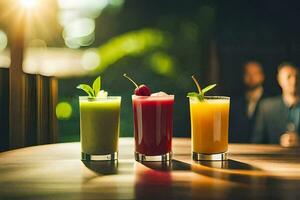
[{"left": 1, "top": 0, "right": 300, "bottom": 142}]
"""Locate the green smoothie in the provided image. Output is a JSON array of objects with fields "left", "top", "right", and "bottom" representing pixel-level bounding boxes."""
[{"left": 79, "top": 96, "right": 121, "bottom": 155}]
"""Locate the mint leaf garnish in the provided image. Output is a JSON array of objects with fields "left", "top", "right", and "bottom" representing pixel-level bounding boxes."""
[
  {"left": 187, "top": 92, "right": 204, "bottom": 101},
  {"left": 202, "top": 84, "right": 217, "bottom": 94},
  {"left": 187, "top": 92, "right": 199, "bottom": 97},
  {"left": 77, "top": 76, "right": 105, "bottom": 98},
  {"left": 187, "top": 75, "right": 217, "bottom": 101},
  {"left": 77, "top": 84, "right": 95, "bottom": 97},
  {"left": 92, "top": 76, "right": 101, "bottom": 97}
]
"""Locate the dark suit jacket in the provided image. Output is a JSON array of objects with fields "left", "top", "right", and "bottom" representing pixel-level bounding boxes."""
[
  {"left": 252, "top": 96, "right": 289, "bottom": 144},
  {"left": 229, "top": 93, "right": 267, "bottom": 143}
]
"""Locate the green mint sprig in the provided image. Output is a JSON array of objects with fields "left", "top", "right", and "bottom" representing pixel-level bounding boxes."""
[
  {"left": 187, "top": 75, "right": 216, "bottom": 101},
  {"left": 77, "top": 76, "right": 102, "bottom": 98}
]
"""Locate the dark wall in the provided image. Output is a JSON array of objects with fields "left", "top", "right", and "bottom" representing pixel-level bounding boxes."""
[
  {"left": 0, "top": 68, "right": 9, "bottom": 151},
  {"left": 216, "top": 0, "right": 300, "bottom": 97}
]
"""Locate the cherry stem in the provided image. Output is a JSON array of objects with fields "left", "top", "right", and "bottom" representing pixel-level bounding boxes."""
[
  {"left": 191, "top": 75, "right": 202, "bottom": 94},
  {"left": 123, "top": 74, "right": 139, "bottom": 88}
]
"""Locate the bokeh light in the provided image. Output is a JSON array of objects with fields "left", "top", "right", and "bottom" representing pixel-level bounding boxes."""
[
  {"left": 63, "top": 18, "right": 95, "bottom": 49},
  {"left": 0, "top": 54, "right": 10, "bottom": 68},
  {"left": 81, "top": 50, "right": 101, "bottom": 71},
  {"left": 39, "top": 62, "right": 57, "bottom": 76},
  {"left": 56, "top": 102, "right": 72, "bottom": 120},
  {"left": 150, "top": 52, "right": 175, "bottom": 76},
  {"left": 23, "top": 57, "right": 39, "bottom": 74},
  {"left": 63, "top": 18, "right": 95, "bottom": 38},
  {"left": 58, "top": 10, "right": 80, "bottom": 27},
  {"left": 58, "top": 0, "right": 109, "bottom": 19},
  {"left": 0, "top": 30, "right": 8, "bottom": 51},
  {"left": 58, "top": 0, "right": 115, "bottom": 48}
]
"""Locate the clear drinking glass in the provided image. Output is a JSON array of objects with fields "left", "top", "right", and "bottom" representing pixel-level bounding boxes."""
[
  {"left": 189, "top": 96, "right": 230, "bottom": 161},
  {"left": 132, "top": 95, "right": 174, "bottom": 161},
  {"left": 79, "top": 96, "right": 121, "bottom": 161}
]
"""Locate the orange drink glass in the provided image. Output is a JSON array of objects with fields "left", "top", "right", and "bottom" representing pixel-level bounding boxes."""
[{"left": 189, "top": 96, "right": 230, "bottom": 161}]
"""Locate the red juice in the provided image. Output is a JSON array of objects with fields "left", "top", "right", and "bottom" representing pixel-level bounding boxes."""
[{"left": 132, "top": 95, "right": 174, "bottom": 156}]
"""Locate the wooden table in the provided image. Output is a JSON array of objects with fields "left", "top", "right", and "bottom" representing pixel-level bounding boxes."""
[{"left": 0, "top": 138, "right": 300, "bottom": 200}]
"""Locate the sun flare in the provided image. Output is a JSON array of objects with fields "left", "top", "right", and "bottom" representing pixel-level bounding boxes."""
[{"left": 19, "top": 0, "right": 38, "bottom": 9}]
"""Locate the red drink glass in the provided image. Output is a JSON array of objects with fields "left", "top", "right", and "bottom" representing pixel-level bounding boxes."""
[{"left": 132, "top": 95, "right": 174, "bottom": 161}]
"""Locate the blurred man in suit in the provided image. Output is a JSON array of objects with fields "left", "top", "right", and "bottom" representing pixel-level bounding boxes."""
[
  {"left": 252, "top": 63, "right": 300, "bottom": 145},
  {"left": 230, "top": 61, "right": 267, "bottom": 143}
]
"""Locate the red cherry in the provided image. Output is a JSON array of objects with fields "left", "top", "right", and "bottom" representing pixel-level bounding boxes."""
[
  {"left": 135, "top": 84, "right": 151, "bottom": 96},
  {"left": 123, "top": 74, "right": 151, "bottom": 96}
]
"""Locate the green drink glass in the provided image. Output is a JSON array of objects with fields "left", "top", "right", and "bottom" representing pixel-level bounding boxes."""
[{"left": 79, "top": 96, "right": 121, "bottom": 161}]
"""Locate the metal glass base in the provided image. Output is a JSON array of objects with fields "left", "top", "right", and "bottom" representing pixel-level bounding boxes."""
[
  {"left": 193, "top": 152, "right": 227, "bottom": 161},
  {"left": 135, "top": 152, "right": 172, "bottom": 162},
  {"left": 81, "top": 152, "right": 118, "bottom": 161}
]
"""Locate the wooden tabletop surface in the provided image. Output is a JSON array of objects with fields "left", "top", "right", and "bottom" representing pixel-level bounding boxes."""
[{"left": 0, "top": 138, "right": 300, "bottom": 200}]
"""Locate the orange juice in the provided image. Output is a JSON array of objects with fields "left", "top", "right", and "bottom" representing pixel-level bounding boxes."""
[{"left": 189, "top": 96, "right": 230, "bottom": 154}]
